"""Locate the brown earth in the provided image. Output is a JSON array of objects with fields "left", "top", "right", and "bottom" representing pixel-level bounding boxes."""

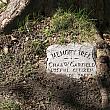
[{"left": 0, "top": 18, "right": 110, "bottom": 110}]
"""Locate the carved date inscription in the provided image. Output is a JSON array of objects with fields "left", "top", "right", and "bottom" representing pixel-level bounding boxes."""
[{"left": 46, "top": 43, "right": 96, "bottom": 79}]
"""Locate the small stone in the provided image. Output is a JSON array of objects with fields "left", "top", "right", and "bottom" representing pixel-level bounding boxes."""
[
  {"left": 35, "top": 55, "right": 39, "bottom": 60},
  {"left": 3, "top": 46, "right": 8, "bottom": 54},
  {"left": 11, "top": 36, "right": 17, "bottom": 41},
  {"left": 23, "top": 81, "right": 26, "bottom": 84},
  {"left": 25, "top": 37, "right": 29, "bottom": 41}
]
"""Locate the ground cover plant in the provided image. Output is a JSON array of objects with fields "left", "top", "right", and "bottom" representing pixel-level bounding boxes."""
[
  {"left": 42, "top": 9, "right": 97, "bottom": 44},
  {"left": 0, "top": 99, "right": 20, "bottom": 110}
]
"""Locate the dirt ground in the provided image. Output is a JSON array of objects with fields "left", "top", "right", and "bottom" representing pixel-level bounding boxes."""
[{"left": 0, "top": 18, "right": 110, "bottom": 110}]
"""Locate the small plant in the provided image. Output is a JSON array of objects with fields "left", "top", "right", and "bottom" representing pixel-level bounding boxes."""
[
  {"left": 58, "top": 36, "right": 66, "bottom": 45},
  {"left": 58, "top": 31, "right": 68, "bottom": 44},
  {"left": 32, "top": 39, "right": 49, "bottom": 57},
  {"left": 17, "top": 15, "right": 30, "bottom": 32},
  {"left": 0, "top": 99, "right": 21, "bottom": 110},
  {"left": 42, "top": 26, "right": 53, "bottom": 37},
  {"left": 17, "top": 12, "right": 44, "bottom": 33},
  {"left": 51, "top": 9, "right": 74, "bottom": 32}
]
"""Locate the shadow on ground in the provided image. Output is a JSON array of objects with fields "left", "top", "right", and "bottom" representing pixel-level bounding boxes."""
[{"left": 1, "top": 66, "right": 104, "bottom": 110}]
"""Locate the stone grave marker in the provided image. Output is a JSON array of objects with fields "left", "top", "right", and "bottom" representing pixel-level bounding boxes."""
[{"left": 46, "top": 43, "right": 96, "bottom": 79}]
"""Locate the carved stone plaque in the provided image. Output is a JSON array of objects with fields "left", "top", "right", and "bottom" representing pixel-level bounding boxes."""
[{"left": 46, "top": 43, "right": 96, "bottom": 79}]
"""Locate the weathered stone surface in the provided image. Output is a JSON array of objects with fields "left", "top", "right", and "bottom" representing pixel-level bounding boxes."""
[{"left": 47, "top": 43, "right": 96, "bottom": 79}]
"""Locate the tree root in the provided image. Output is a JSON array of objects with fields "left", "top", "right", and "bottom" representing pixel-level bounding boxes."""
[{"left": 0, "top": 0, "right": 31, "bottom": 32}]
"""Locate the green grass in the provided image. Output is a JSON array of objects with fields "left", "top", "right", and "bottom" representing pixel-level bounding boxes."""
[
  {"left": 32, "top": 38, "right": 49, "bottom": 57},
  {"left": 17, "top": 13, "right": 44, "bottom": 33},
  {"left": 16, "top": 8, "right": 97, "bottom": 44},
  {"left": 42, "top": 9, "right": 97, "bottom": 44},
  {"left": 0, "top": 99, "right": 21, "bottom": 110},
  {"left": 51, "top": 9, "right": 73, "bottom": 32},
  {"left": 17, "top": 15, "right": 30, "bottom": 33}
]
